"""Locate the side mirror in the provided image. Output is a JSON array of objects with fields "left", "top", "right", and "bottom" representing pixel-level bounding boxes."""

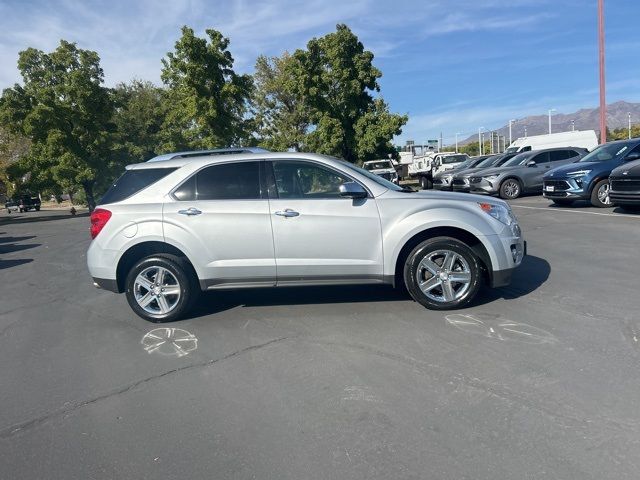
[
  {"left": 526, "top": 160, "right": 536, "bottom": 167},
  {"left": 339, "top": 182, "right": 368, "bottom": 199},
  {"left": 625, "top": 152, "right": 640, "bottom": 161}
]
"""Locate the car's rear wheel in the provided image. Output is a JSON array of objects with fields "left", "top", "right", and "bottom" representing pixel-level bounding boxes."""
[
  {"left": 551, "top": 199, "right": 574, "bottom": 206},
  {"left": 499, "top": 178, "right": 522, "bottom": 199},
  {"left": 590, "top": 179, "right": 612, "bottom": 208},
  {"left": 420, "top": 176, "right": 432, "bottom": 190},
  {"left": 125, "top": 255, "right": 198, "bottom": 322},
  {"left": 403, "top": 237, "right": 482, "bottom": 310}
]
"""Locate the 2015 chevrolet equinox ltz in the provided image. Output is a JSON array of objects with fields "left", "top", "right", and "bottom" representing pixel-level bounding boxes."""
[{"left": 87, "top": 153, "right": 525, "bottom": 322}]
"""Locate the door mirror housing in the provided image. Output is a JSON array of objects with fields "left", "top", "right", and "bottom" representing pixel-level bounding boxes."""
[
  {"left": 339, "top": 182, "right": 368, "bottom": 199},
  {"left": 526, "top": 160, "right": 537, "bottom": 167},
  {"left": 625, "top": 152, "right": 640, "bottom": 161}
]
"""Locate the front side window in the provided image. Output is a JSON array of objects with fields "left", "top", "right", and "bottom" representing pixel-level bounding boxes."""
[
  {"left": 173, "top": 161, "right": 262, "bottom": 201},
  {"left": 272, "top": 161, "right": 350, "bottom": 199},
  {"left": 549, "top": 150, "right": 574, "bottom": 162},
  {"left": 530, "top": 152, "right": 550, "bottom": 164}
]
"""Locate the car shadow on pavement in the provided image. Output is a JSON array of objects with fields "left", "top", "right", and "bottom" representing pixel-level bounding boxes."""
[
  {"left": 0, "top": 211, "right": 89, "bottom": 225},
  {"left": 0, "top": 235, "right": 36, "bottom": 244},
  {"left": 0, "top": 242, "right": 41, "bottom": 255},
  {"left": 475, "top": 254, "right": 550, "bottom": 305},
  {"left": 0, "top": 258, "right": 34, "bottom": 270},
  {"left": 186, "top": 284, "right": 412, "bottom": 319}
]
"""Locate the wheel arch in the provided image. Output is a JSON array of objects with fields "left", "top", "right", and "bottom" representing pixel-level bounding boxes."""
[
  {"left": 393, "top": 226, "right": 492, "bottom": 289},
  {"left": 115, "top": 241, "right": 197, "bottom": 293}
]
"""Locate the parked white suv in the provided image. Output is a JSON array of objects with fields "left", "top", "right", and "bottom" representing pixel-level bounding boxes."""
[{"left": 87, "top": 152, "right": 525, "bottom": 322}]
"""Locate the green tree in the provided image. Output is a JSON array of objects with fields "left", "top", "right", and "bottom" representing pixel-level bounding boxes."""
[
  {"left": 0, "top": 127, "right": 31, "bottom": 197},
  {"left": 0, "top": 40, "right": 115, "bottom": 210},
  {"left": 112, "top": 80, "right": 165, "bottom": 163},
  {"left": 160, "top": 26, "right": 253, "bottom": 151},
  {"left": 289, "top": 24, "right": 407, "bottom": 162},
  {"left": 253, "top": 53, "right": 310, "bottom": 151}
]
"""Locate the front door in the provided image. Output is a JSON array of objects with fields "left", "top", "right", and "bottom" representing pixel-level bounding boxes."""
[
  {"left": 267, "top": 159, "right": 384, "bottom": 284},
  {"left": 163, "top": 160, "right": 276, "bottom": 287}
]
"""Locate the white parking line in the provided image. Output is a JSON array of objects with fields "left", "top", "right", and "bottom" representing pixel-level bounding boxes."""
[{"left": 511, "top": 204, "right": 640, "bottom": 219}]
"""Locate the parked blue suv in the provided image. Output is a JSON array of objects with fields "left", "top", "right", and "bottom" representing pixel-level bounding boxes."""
[{"left": 543, "top": 138, "right": 640, "bottom": 207}]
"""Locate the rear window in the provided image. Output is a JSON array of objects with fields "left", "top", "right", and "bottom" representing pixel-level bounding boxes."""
[{"left": 100, "top": 168, "right": 177, "bottom": 205}]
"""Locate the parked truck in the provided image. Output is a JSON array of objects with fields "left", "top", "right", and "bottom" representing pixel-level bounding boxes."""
[{"left": 408, "top": 152, "right": 469, "bottom": 189}]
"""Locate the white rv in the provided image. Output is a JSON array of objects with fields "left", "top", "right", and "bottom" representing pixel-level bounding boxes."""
[{"left": 505, "top": 130, "right": 598, "bottom": 154}]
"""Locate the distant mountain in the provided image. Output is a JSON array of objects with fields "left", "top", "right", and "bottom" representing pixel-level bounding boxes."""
[{"left": 459, "top": 101, "right": 640, "bottom": 145}]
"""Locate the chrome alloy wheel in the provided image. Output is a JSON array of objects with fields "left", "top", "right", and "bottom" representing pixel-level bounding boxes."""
[
  {"left": 503, "top": 180, "right": 520, "bottom": 198},
  {"left": 134, "top": 266, "right": 181, "bottom": 315},
  {"left": 597, "top": 183, "right": 611, "bottom": 205},
  {"left": 415, "top": 250, "right": 472, "bottom": 303}
]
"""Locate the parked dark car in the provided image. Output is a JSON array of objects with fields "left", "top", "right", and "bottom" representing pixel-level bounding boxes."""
[
  {"left": 432, "top": 155, "right": 490, "bottom": 190},
  {"left": 609, "top": 158, "right": 640, "bottom": 211},
  {"left": 5, "top": 194, "right": 41, "bottom": 213},
  {"left": 470, "top": 147, "right": 587, "bottom": 199},
  {"left": 451, "top": 153, "right": 518, "bottom": 193},
  {"left": 543, "top": 138, "right": 640, "bottom": 208}
]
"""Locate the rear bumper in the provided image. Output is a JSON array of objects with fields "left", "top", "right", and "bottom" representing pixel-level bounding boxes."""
[{"left": 92, "top": 277, "right": 120, "bottom": 293}]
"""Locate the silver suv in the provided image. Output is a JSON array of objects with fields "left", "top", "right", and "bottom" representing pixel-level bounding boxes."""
[{"left": 87, "top": 153, "right": 525, "bottom": 321}]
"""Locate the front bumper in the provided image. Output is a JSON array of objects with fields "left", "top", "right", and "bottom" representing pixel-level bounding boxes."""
[
  {"left": 490, "top": 240, "right": 526, "bottom": 287},
  {"left": 469, "top": 178, "right": 499, "bottom": 195},
  {"left": 610, "top": 192, "right": 640, "bottom": 205},
  {"left": 452, "top": 179, "right": 471, "bottom": 192},
  {"left": 542, "top": 178, "right": 588, "bottom": 200}
]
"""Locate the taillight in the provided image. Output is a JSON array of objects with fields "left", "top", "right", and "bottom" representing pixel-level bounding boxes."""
[{"left": 90, "top": 208, "right": 112, "bottom": 239}]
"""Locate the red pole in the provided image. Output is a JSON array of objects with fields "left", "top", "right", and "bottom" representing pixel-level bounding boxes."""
[{"left": 598, "top": 0, "right": 606, "bottom": 143}]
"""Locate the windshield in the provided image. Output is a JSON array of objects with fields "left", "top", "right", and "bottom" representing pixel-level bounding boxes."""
[
  {"left": 501, "top": 152, "right": 532, "bottom": 167},
  {"left": 476, "top": 155, "right": 499, "bottom": 168},
  {"left": 340, "top": 161, "right": 404, "bottom": 191},
  {"left": 577, "top": 141, "right": 634, "bottom": 163},
  {"left": 440, "top": 155, "right": 467, "bottom": 165},
  {"left": 364, "top": 161, "right": 393, "bottom": 170},
  {"left": 504, "top": 146, "right": 519, "bottom": 154}
]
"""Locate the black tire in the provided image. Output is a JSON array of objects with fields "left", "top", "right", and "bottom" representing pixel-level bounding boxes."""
[
  {"left": 590, "top": 179, "right": 613, "bottom": 208},
  {"left": 499, "top": 178, "right": 522, "bottom": 199},
  {"left": 403, "top": 236, "right": 482, "bottom": 310},
  {"left": 35, "top": 206, "right": 40, "bottom": 211},
  {"left": 125, "top": 254, "right": 199, "bottom": 322},
  {"left": 419, "top": 176, "right": 432, "bottom": 190},
  {"left": 551, "top": 199, "right": 574, "bottom": 206}
]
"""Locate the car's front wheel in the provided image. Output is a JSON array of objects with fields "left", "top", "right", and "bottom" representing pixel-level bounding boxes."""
[
  {"left": 403, "top": 237, "right": 482, "bottom": 310},
  {"left": 125, "top": 255, "right": 198, "bottom": 322},
  {"left": 499, "top": 178, "right": 522, "bottom": 199},
  {"left": 420, "top": 176, "right": 432, "bottom": 190}
]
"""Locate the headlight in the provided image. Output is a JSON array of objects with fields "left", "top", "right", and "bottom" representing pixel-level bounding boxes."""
[
  {"left": 484, "top": 174, "right": 499, "bottom": 181},
  {"left": 478, "top": 202, "right": 521, "bottom": 237},
  {"left": 566, "top": 169, "right": 592, "bottom": 177}
]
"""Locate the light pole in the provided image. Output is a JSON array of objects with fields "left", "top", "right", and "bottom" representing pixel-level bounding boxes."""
[
  {"left": 478, "top": 127, "right": 484, "bottom": 155},
  {"left": 508, "top": 119, "right": 516, "bottom": 145},
  {"left": 524, "top": 126, "right": 528, "bottom": 138},
  {"left": 571, "top": 119, "right": 575, "bottom": 131},
  {"left": 455, "top": 132, "right": 462, "bottom": 153},
  {"left": 548, "top": 109, "right": 556, "bottom": 134},
  {"left": 598, "top": 0, "right": 606, "bottom": 143},
  {"left": 629, "top": 112, "right": 632, "bottom": 139}
]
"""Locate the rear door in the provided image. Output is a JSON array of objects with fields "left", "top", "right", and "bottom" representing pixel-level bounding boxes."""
[
  {"left": 267, "top": 159, "right": 384, "bottom": 283},
  {"left": 163, "top": 160, "right": 276, "bottom": 288}
]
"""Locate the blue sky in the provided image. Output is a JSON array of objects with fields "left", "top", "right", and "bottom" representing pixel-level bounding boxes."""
[{"left": 1, "top": 0, "right": 638, "bottom": 145}]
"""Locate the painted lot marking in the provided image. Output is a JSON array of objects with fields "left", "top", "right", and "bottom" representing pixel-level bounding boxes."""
[{"left": 511, "top": 204, "right": 640, "bottom": 220}]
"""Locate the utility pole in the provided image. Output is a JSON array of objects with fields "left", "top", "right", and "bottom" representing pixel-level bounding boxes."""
[
  {"left": 571, "top": 120, "right": 575, "bottom": 131},
  {"left": 598, "top": 0, "right": 606, "bottom": 143},
  {"left": 478, "top": 127, "right": 484, "bottom": 156},
  {"left": 439, "top": 132, "right": 443, "bottom": 152},
  {"left": 455, "top": 132, "right": 462, "bottom": 153},
  {"left": 509, "top": 119, "right": 515, "bottom": 145}
]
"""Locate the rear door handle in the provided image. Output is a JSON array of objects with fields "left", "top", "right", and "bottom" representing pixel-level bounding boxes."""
[
  {"left": 178, "top": 207, "right": 202, "bottom": 216},
  {"left": 275, "top": 209, "right": 300, "bottom": 218}
]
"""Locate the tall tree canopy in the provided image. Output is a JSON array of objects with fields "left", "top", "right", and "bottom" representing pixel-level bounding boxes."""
[
  {"left": 253, "top": 53, "right": 311, "bottom": 152},
  {"left": 288, "top": 24, "right": 407, "bottom": 162},
  {"left": 112, "top": 80, "right": 165, "bottom": 163},
  {"left": 160, "top": 26, "right": 253, "bottom": 151},
  {"left": 0, "top": 40, "right": 115, "bottom": 210}
]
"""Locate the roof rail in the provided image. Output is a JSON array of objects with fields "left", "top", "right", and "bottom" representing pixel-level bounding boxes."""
[{"left": 147, "top": 147, "right": 270, "bottom": 162}]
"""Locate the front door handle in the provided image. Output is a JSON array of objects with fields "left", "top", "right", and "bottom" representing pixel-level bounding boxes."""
[
  {"left": 275, "top": 209, "right": 300, "bottom": 218},
  {"left": 178, "top": 207, "right": 202, "bottom": 216}
]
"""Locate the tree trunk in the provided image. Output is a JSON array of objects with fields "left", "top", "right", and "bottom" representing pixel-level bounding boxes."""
[
  {"left": 67, "top": 191, "right": 74, "bottom": 205},
  {"left": 82, "top": 182, "right": 96, "bottom": 212}
]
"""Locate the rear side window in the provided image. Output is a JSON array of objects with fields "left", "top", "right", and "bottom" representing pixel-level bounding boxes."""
[
  {"left": 173, "top": 161, "right": 262, "bottom": 201},
  {"left": 100, "top": 168, "right": 177, "bottom": 204}
]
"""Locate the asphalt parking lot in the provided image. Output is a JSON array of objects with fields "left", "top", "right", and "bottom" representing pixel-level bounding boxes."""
[{"left": 1, "top": 197, "right": 639, "bottom": 479}]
